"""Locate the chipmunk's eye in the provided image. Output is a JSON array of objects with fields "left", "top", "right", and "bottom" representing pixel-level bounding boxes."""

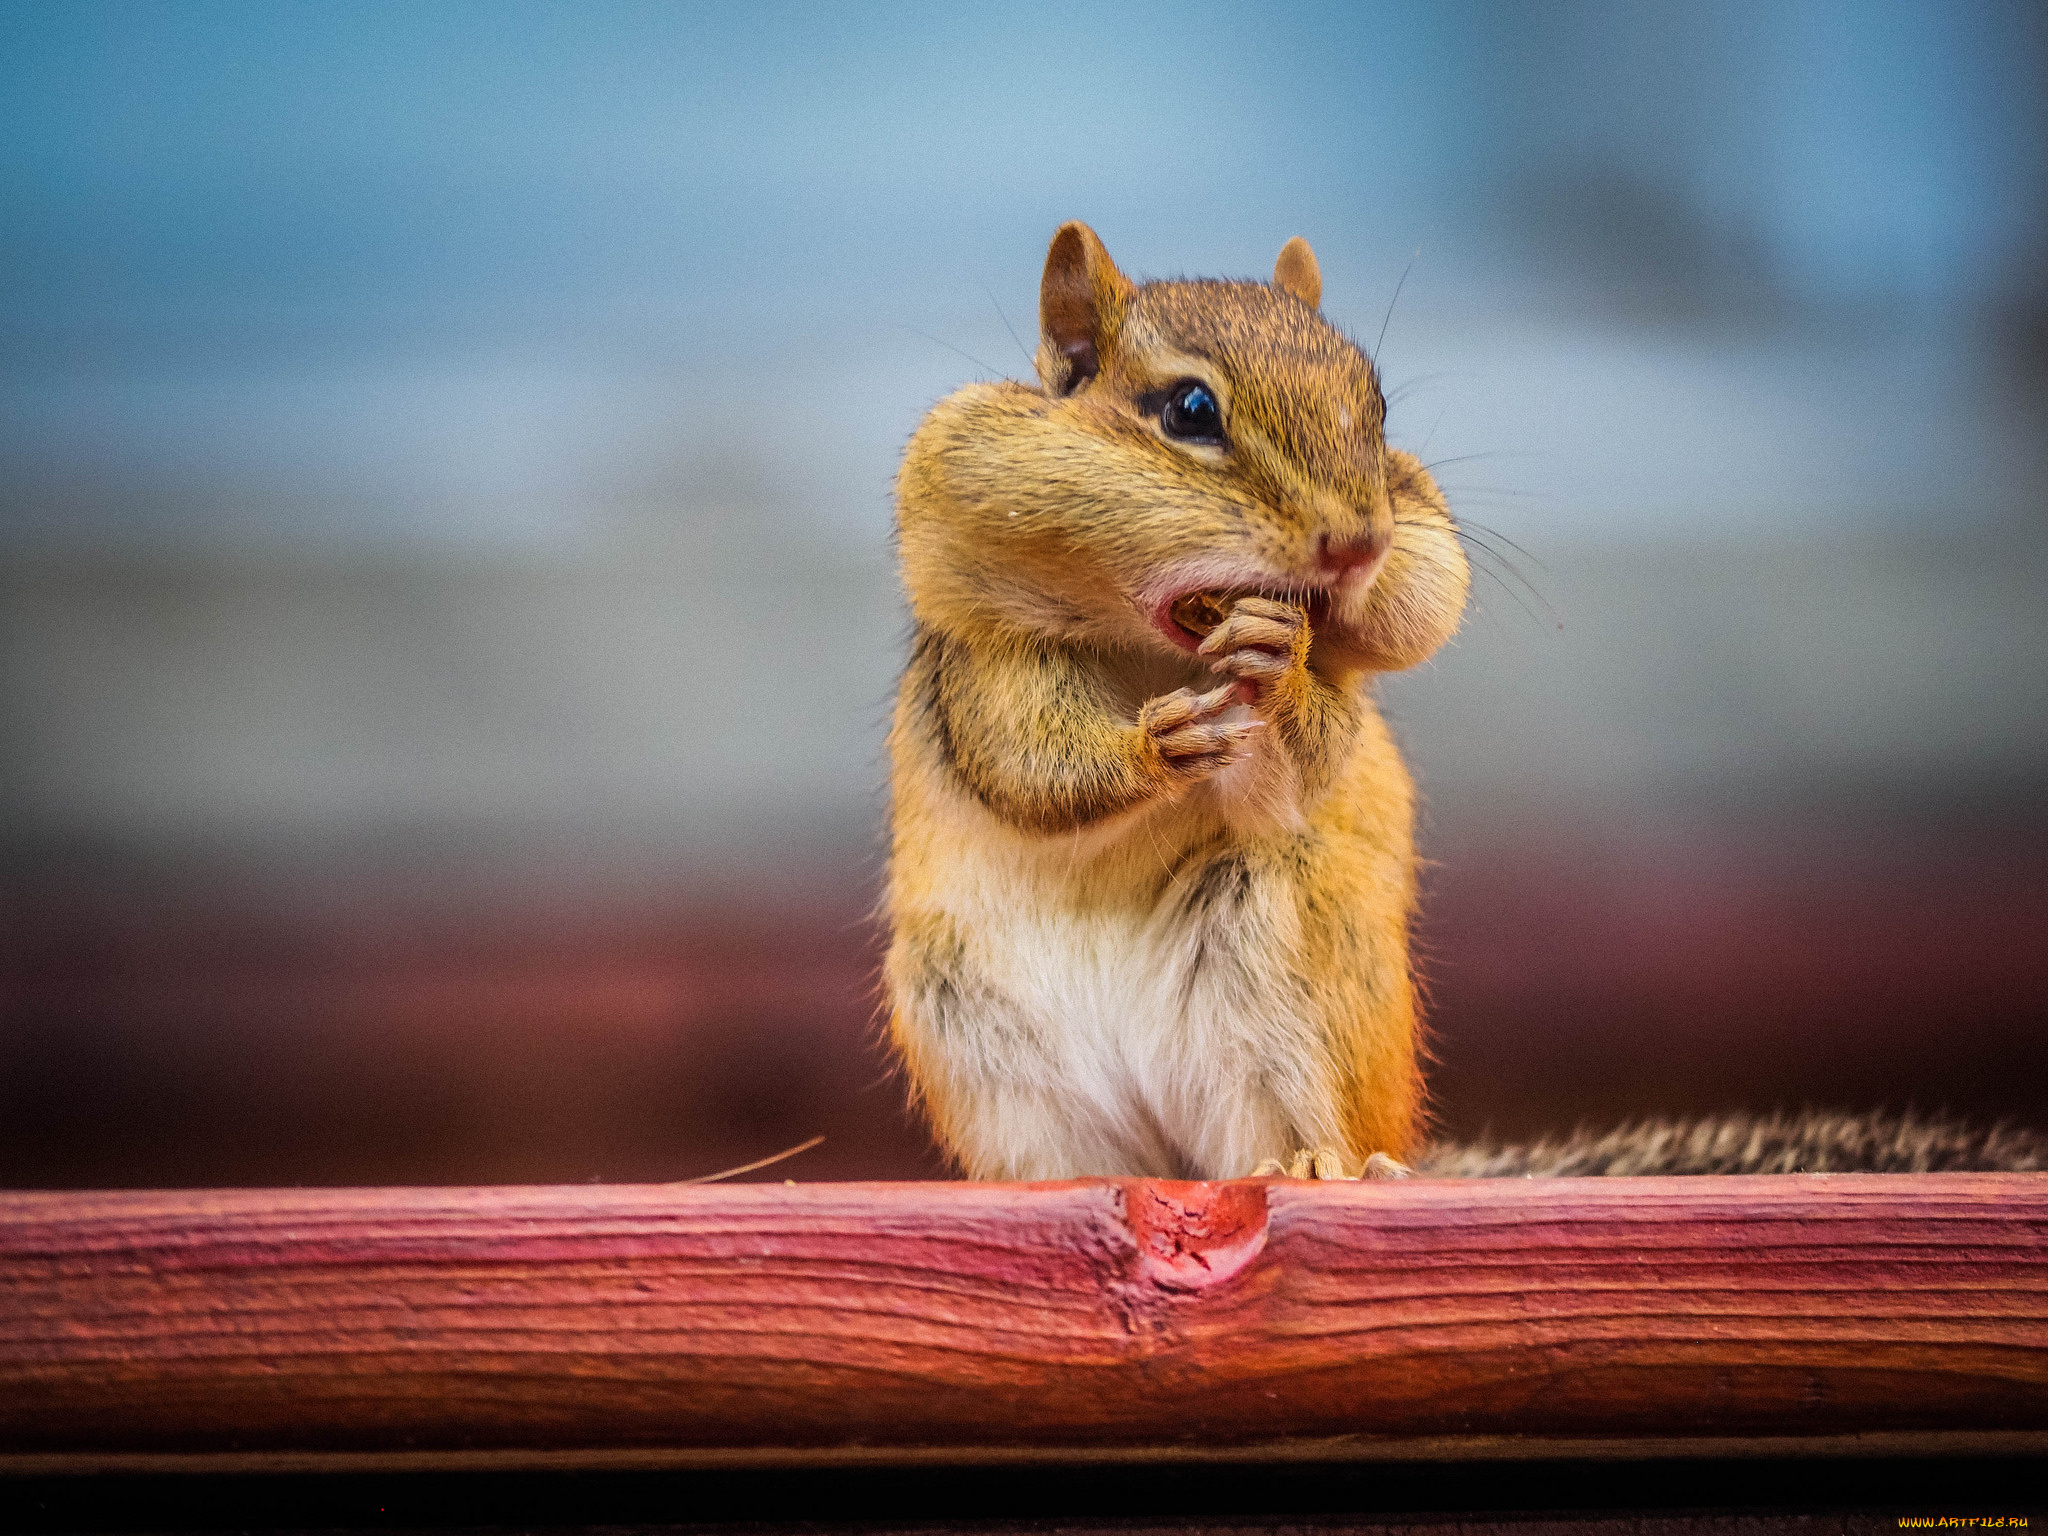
[{"left": 1160, "top": 380, "right": 1224, "bottom": 444}]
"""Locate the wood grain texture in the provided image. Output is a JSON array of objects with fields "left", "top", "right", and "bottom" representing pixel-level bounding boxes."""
[{"left": 1, "top": 1175, "right": 2043, "bottom": 1467}]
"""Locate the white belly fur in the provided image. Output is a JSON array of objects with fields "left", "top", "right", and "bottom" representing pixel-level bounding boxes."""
[{"left": 899, "top": 787, "right": 1345, "bottom": 1181}]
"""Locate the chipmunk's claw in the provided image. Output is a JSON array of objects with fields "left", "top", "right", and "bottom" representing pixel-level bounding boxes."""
[
  {"left": 1248, "top": 1147, "right": 1408, "bottom": 1180},
  {"left": 1139, "top": 682, "right": 1262, "bottom": 778},
  {"left": 1198, "top": 596, "right": 1313, "bottom": 709}
]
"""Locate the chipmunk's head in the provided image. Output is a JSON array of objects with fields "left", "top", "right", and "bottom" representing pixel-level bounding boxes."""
[{"left": 896, "top": 221, "right": 1468, "bottom": 671}]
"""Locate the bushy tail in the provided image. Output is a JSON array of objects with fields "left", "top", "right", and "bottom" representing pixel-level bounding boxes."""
[{"left": 1416, "top": 1108, "right": 2048, "bottom": 1177}]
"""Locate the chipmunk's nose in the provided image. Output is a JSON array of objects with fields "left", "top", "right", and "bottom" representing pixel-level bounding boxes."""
[{"left": 1317, "top": 530, "right": 1387, "bottom": 577}]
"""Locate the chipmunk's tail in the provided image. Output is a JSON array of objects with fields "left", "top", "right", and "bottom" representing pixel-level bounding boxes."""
[{"left": 1415, "top": 1108, "right": 2048, "bottom": 1178}]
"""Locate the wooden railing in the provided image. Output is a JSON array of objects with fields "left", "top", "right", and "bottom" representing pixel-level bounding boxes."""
[{"left": 2, "top": 1174, "right": 2043, "bottom": 1472}]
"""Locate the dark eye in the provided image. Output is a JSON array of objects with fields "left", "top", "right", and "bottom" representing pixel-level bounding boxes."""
[{"left": 1160, "top": 380, "right": 1224, "bottom": 444}]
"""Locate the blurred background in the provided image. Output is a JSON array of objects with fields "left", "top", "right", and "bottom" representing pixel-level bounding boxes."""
[{"left": 3, "top": 0, "right": 2044, "bottom": 1187}]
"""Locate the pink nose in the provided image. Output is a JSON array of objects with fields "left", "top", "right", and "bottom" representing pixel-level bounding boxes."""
[{"left": 1318, "top": 532, "right": 1385, "bottom": 574}]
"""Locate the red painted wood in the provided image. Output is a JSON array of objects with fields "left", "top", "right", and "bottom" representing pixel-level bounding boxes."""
[{"left": 0, "top": 1175, "right": 2043, "bottom": 1462}]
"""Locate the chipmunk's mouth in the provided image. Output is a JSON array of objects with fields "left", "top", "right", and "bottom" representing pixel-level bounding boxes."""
[{"left": 1153, "top": 584, "right": 1334, "bottom": 652}]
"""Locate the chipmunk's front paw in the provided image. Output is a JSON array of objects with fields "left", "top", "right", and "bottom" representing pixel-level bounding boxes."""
[
  {"left": 1138, "top": 682, "right": 1263, "bottom": 779},
  {"left": 1249, "top": 1148, "right": 1412, "bottom": 1180},
  {"left": 1198, "top": 595, "right": 1312, "bottom": 708}
]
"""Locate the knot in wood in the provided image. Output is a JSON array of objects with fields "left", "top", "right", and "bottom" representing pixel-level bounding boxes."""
[{"left": 1119, "top": 1180, "right": 1268, "bottom": 1293}]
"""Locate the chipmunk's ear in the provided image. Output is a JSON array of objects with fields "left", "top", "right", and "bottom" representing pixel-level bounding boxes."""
[
  {"left": 1038, "top": 221, "right": 1133, "bottom": 396},
  {"left": 1273, "top": 237, "right": 1321, "bottom": 308}
]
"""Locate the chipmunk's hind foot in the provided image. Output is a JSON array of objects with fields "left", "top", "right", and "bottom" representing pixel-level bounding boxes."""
[{"left": 1249, "top": 1148, "right": 1411, "bottom": 1180}]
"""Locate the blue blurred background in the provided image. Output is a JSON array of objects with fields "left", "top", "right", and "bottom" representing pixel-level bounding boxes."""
[{"left": 4, "top": 0, "right": 2044, "bottom": 1185}]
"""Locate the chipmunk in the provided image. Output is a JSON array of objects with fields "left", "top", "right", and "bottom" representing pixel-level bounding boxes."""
[{"left": 883, "top": 223, "right": 1469, "bottom": 1181}]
